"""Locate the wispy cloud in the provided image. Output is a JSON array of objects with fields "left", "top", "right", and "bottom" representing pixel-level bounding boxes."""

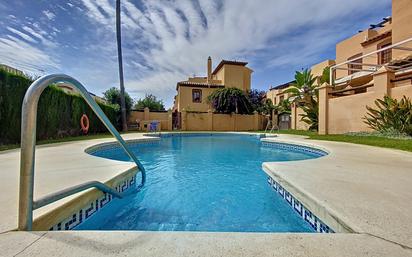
[
  {"left": 76, "top": 0, "right": 389, "bottom": 105},
  {"left": 0, "top": 0, "right": 390, "bottom": 106},
  {"left": 0, "top": 35, "right": 59, "bottom": 73}
]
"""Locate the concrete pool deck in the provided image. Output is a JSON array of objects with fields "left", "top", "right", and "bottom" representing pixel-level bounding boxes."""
[{"left": 0, "top": 132, "right": 411, "bottom": 256}]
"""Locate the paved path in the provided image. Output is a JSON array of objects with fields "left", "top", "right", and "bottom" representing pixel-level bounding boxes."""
[
  {"left": 263, "top": 134, "right": 412, "bottom": 248},
  {"left": 1, "top": 231, "right": 411, "bottom": 257},
  {"left": 0, "top": 133, "right": 147, "bottom": 233}
]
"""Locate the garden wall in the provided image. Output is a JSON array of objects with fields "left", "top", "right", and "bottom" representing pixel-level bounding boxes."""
[
  {"left": 181, "top": 111, "right": 266, "bottom": 131},
  {"left": 128, "top": 108, "right": 172, "bottom": 131}
]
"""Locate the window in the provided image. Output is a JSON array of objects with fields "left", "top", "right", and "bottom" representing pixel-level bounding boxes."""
[
  {"left": 347, "top": 53, "right": 363, "bottom": 75},
  {"left": 379, "top": 43, "right": 392, "bottom": 64},
  {"left": 279, "top": 95, "right": 284, "bottom": 102},
  {"left": 192, "top": 89, "right": 202, "bottom": 103}
]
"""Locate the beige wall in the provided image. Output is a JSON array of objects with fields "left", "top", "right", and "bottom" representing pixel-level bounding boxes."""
[
  {"left": 291, "top": 104, "right": 310, "bottom": 131},
  {"left": 319, "top": 68, "right": 412, "bottom": 134},
  {"left": 128, "top": 109, "right": 172, "bottom": 130},
  {"left": 181, "top": 111, "right": 265, "bottom": 131},
  {"left": 392, "top": 0, "right": 412, "bottom": 59},
  {"left": 177, "top": 86, "right": 218, "bottom": 112},
  {"left": 311, "top": 60, "right": 335, "bottom": 78},
  {"left": 266, "top": 88, "right": 290, "bottom": 106},
  {"left": 335, "top": 30, "right": 373, "bottom": 78},
  {"left": 186, "top": 112, "right": 210, "bottom": 131},
  {"left": 328, "top": 92, "right": 376, "bottom": 134},
  {"left": 220, "top": 64, "right": 252, "bottom": 91}
]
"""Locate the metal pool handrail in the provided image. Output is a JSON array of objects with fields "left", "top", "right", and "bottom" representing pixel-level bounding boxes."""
[{"left": 18, "top": 74, "right": 146, "bottom": 231}]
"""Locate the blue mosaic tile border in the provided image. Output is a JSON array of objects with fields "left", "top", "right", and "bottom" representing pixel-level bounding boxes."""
[
  {"left": 261, "top": 141, "right": 327, "bottom": 157},
  {"left": 267, "top": 176, "right": 334, "bottom": 233},
  {"left": 86, "top": 138, "right": 160, "bottom": 155},
  {"left": 151, "top": 132, "right": 265, "bottom": 139},
  {"left": 48, "top": 174, "right": 136, "bottom": 231}
]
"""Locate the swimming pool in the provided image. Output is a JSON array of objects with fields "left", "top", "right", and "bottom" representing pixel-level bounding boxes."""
[{"left": 78, "top": 134, "right": 325, "bottom": 232}]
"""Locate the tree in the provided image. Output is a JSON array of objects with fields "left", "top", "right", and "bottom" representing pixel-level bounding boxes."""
[
  {"left": 116, "top": 0, "right": 127, "bottom": 131},
  {"left": 248, "top": 89, "right": 271, "bottom": 114},
  {"left": 207, "top": 87, "right": 253, "bottom": 114},
  {"left": 103, "top": 87, "right": 133, "bottom": 113},
  {"left": 134, "top": 94, "right": 165, "bottom": 111},
  {"left": 284, "top": 69, "right": 319, "bottom": 130}
]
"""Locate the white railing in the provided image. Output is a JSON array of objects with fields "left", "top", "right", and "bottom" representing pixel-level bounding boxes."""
[{"left": 330, "top": 37, "right": 412, "bottom": 86}]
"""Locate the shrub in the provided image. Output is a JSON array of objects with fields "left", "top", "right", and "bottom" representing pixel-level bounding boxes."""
[
  {"left": 0, "top": 69, "right": 119, "bottom": 145},
  {"left": 364, "top": 95, "right": 412, "bottom": 136}
]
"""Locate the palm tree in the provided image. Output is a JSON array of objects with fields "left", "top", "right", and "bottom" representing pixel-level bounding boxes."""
[
  {"left": 284, "top": 69, "right": 319, "bottom": 130},
  {"left": 284, "top": 69, "right": 318, "bottom": 105},
  {"left": 116, "top": 0, "right": 127, "bottom": 131}
]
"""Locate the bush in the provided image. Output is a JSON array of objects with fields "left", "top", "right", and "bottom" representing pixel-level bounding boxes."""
[
  {"left": 364, "top": 95, "right": 412, "bottom": 136},
  {"left": 0, "top": 69, "right": 119, "bottom": 145}
]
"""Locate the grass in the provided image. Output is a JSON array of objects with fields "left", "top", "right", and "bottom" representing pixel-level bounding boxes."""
[{"left": 268, "top": 129, "right": 412, "bottom": 152}]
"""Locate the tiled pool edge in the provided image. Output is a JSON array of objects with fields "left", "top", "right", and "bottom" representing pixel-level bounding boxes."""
[
  {"left": 260, "top": 140, "right": 334, "bottom": 233},
  {"left": 31, "top": 138, "right": 161, "bottom": 231},
  {"left": 35, "top": 133, "right": 343, "bottom": 232},
  {"left": 263, "top": 165, "right": 355, "bottom": 234},
  {"left": 267, "top": 176, "right": 333, "bottom": 233},
  {"left": 32, "top": 167, "right": 139, "bottom": 231}
]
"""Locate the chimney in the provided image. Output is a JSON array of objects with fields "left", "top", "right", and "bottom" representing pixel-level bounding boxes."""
[{"left": 207, "top": 56, "right": 212, "bottom": 83}]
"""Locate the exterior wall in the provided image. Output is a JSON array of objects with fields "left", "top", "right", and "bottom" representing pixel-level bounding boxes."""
[
  {"left": 311, "top": 60, "right": 335, "bottom": 78},
  {"left": 128, "top": 108, "right": 172, "bottom": 131},
  {"left": 181, "top": 111, "right": 265, "bottom": 131},
  {"left": 221, "top": 64, "right": 252, "bottom": 91},
  {"left": 291, "top": 104, "right": 310, "bottom": 131},
  {"left": 266, "top": 88, "right": 290, "bottom": 106},
  {"left": 392, "top": 0, "right": 412, "bottom": 59},
  {"left": 177, "top": 86, "right": 218, "bottom": 112},
  {"left": 335, "top": 30, "right": 375, "bottom": 78}
]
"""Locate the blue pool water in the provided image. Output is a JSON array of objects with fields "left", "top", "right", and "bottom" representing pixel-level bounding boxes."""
[{"left": 78, "top": 134, "right": 324, "bottom": 232}]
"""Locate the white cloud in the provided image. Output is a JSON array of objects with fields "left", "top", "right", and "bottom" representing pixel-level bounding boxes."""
[
  {"left": 1, "top": 0, "right": 382, "bottom": 106},
  {"left": 0, "top": 35, "right": 59, "bottom": 74},
  {"left": 76, "top": 0, "right": 389, "bottom": 107},
  {"left": 6, "top": 27, "right": 37, "bottom": 43},
  {"left": 42, "top": 10, "right": 56, "bottom": 20}
]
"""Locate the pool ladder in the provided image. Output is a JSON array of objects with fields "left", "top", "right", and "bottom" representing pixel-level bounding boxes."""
[{"left": 18, "top": 74, "right": 146, "bottom": 231}]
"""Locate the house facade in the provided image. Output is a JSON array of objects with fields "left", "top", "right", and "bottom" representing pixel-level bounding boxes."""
[
  {"left": 173, "top": 57, "right": 253, "bottom": 112},
  {"left": 320, "top": 0, "right": 412, "bottom": 134},
  {"left": 268, "top": 0, "right": 412, "bottom": 134}
]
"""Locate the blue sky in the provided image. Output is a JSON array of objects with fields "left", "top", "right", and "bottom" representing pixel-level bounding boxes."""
[{"left": 0, "top": 0, "right": 391, "bottom": 107}]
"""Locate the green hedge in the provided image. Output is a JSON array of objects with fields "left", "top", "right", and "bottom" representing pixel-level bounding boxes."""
[{"left": 0, "top": 69, "right": 119, "bottom": 145}]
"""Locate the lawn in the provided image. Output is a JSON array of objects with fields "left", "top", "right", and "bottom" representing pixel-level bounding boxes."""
[{"left": 270, "top": 130, "right": 412, "bottom": 152}]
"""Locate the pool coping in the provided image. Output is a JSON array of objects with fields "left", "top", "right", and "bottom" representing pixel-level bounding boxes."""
[
  {"left": 1, "top": 132, "right": 412, "bottom": 256},
  {"left": 71, "top": 132, "right": 331, "bottom": 234}
]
